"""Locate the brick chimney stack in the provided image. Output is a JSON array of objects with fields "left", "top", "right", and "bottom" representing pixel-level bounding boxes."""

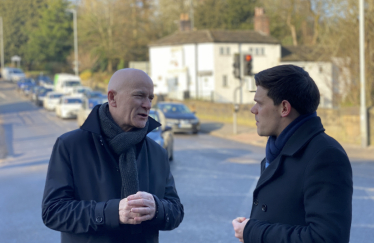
[
  {"left": 254, "top": 7, "right": 270, "bottom": 35},
  {"left": 179, "top": 13, "right": 191, "bottom": 31}
]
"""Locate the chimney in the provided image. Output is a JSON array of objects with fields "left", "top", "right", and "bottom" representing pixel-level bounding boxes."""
[
  {"left": 179, "top": 13, "right": 191, "bottom": 31},
  {"left": 254, "top": 7, "right": 270, "bottom": 35}
]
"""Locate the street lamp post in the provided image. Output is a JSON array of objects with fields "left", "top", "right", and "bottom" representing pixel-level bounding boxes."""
[
  {"left": 359, "top": 0, "right": 368, "bottom": 147},
  {"left": 67, "top": 9, "right": 79, "bottom": 76},
  {"left": 0, "top": 17, "right": 4, "bottom": 72}
]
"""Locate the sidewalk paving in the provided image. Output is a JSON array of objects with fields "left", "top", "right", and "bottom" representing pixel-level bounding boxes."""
[{"left": 200, "top": 120, "right": 374, "bottom": 161}]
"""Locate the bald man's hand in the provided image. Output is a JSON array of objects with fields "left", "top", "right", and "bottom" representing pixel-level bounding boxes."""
[
  {"left": 126, "top": 192, "right": 156, "bottom": 223},
  {"left": 119, "top": 198, "right": 141, "bottom": 225}
]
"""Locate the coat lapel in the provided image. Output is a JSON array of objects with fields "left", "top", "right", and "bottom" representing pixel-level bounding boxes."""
[
  {"left": 256, "top": 154, "right": 283, "bottom": 190},
  {"left": 137, "top": 141, "right": 149, "bottom": 192},
  {"left": 255, "top": 117, "right": 325, "bottom": 192}
]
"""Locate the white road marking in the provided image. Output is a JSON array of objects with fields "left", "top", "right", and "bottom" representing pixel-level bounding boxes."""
[{"left": 0, "top": 92, "right": 6, "bottom": 98}]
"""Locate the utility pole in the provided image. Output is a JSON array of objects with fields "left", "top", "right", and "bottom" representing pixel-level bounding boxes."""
[
  {"left": 233, "top": 44, "right": 243, "bottom": 135},
  {"left": 190, "top": 0, "right": 194, "bottom": 31},
  {"left": 359, "top": 0, "right": 368, "bottom": 147},
  {"left": 67, "top": 9, "right": 79, "bottom": 76},
  {"left": 0, "top": 17, "right": 4, "bottom": 72}
]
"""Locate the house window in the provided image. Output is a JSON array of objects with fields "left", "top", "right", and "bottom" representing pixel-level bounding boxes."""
[
  {"left": 222, "top": 75, "right": 228, "bottom": 87},
  {"left": 255, "top": 48, "right": 259, "bottom": 55},
  {"left": 261, "top": 48, "right": 265, "bottom": 55},
  {"left": 319, "top": 66, "right": 323, "bottom": 73},
  {"left": 249, "top": 48, "right": 253, "bottom": 54},
  {"left": 226, "top": 47, "right": 230, "bottom": 55},
  {"left": 220, "top": 47, "right": 224, "bottom": 55}
]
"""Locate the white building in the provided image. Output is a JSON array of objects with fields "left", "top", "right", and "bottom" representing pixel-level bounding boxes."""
[
  {"left": 280, "top": 46, "right": 349, "bottom": 108},
  {"left": 148, "top": 8, "right": 348, "bottom": 108},
  {"left": 149, "top": 29, "right": 280, "bottom": 104}
]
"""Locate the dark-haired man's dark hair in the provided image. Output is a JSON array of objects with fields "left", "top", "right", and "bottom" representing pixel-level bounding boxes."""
[{"left": 254, "top": 65, "right": 320, "bottom": 115}]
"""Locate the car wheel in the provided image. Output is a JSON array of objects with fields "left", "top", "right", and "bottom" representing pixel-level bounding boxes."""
[
  {"left": 168, "top": 144, "right": 174, "bottom": 161},
  {"left": 192, "top": 130, "right": 198, "bottom": 134}
]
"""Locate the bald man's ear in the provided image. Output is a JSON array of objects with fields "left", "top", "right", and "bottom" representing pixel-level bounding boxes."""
[
  {"left": 280, "top": 100, "right": 292, "bottom": 118},
  {"left": 108, "top": 90, "right": 117, "bottom": 107}
]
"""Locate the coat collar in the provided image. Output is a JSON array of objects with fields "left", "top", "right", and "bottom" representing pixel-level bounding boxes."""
[
  {"left": 80, "top": 104, "right": 161, "bottom": 135},
  {"left": 257, "top": 116, "right": 325, "bottom": 190}
]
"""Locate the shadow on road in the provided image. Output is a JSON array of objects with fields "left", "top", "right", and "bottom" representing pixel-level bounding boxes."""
[
  {"left": 0, "top": 101, "right": 39, "bottom": 114},
  {"left": 199, "top": 122, "right": 224, "bottom": 134},
  {"left": 0, "top": 86, "right": 16, "bottom": 92},
  {"left": 0, "top": 159, "right": 49, "bottom": 170}
]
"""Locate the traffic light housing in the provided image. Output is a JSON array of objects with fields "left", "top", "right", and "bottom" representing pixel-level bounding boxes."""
[
  {"left": 233, "top": 53, "right": 240, "bottom": 79},
  {"left": 243, "top": 54, "right": 253, "bottom": 76}
]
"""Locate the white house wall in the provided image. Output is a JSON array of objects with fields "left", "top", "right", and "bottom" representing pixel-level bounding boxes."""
[
  {"left": 150, "top": 46, "right": 170, "bottom": 95},
  {"left": 280, "top": 61, "right": 334, "bottom": 108},
  {"left": 213, "top": 43, "right": 281, "bottom": 104}
]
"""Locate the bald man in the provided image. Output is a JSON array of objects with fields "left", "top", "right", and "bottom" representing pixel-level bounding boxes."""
[{"left": 42, "top": 69, "right": 184, "bottom": 243}]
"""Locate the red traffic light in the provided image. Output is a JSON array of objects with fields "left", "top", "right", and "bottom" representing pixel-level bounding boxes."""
[{"left": 245, "top": 54, "right": 252, "bottom": 62}]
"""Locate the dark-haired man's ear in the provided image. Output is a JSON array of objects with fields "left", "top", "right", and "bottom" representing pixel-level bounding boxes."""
[
  {"left": 280, "top": 100, "right": 292, "bottom": 118},
  {"left": 108, "top": 90, "right": 117, "bottom": 107}
]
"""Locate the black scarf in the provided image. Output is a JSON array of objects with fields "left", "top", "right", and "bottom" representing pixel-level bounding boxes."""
[{"left": 98, "top": 103, "right": 149, "bottom": 199}]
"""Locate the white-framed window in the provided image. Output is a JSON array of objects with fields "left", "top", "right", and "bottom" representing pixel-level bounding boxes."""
[
  {"left": 226, "top": 47, "right": 230, "bottom": 55},
  {"left": 220, "top": 47, "right": 224, "bottom": 55},
  {"left": 250, "top": 47, "right": 265, "bottom": 56}
]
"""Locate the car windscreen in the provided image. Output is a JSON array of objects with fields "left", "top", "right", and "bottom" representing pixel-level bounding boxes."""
[
  {"left": 50, "top": 94, "right": 63, "bottom": 99},
  {"left": 64, "top": 81, "right": 81, "bottom": 87},
  {"left": 40, "top": 89, "right": 53, "bottom": 96},
  {"left": 87, "top": 92, "right": 102, "bottom": 98},
  {"left": 64, "top": 98, "right": 82, "bottom": 104},
  {"left": 158, "top": 104, "right": 191, "bottom": 114},
  {"left": 13, "top": 69, "right": 24, "bottom": 74}
]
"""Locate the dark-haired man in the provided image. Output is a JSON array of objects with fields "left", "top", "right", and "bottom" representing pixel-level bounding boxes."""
[
  {"left": 42, "top": 69, "right": 184, "bottom": 243},
  {"left": 232, "top": 65, "right": 353, "bottom": 243}
]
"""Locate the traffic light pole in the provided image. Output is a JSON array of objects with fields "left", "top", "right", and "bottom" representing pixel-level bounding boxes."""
[
  {"left": 0, "top": 17, "right": 4, "bottom": 73},
  {"left": 233, "top": 44, "right": 242, "bottom": 135}
]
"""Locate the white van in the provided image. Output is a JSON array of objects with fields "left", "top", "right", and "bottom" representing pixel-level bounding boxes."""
[
  {"left": 1, "top": 67, "right": 26, "bottom": 82},
  {"left": 54, "top": 73, "right": 81, "bottom": 95}
]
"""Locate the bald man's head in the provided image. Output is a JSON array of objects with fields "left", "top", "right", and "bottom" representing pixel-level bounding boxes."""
[
  {"left": 107, "top": 68, "right": 152, "bottom": 93},
  {"left": 107, "top": 68, "right": 154, "bottom": 132}
]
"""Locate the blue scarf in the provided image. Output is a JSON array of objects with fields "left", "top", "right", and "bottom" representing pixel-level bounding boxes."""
[{"left": 265, "top": 112, "right": 317, "bottom": 168}]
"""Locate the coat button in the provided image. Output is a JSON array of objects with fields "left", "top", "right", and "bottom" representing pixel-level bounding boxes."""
[
  {"left": 262, "top": 204, "right": 267, "bottom": 212},
  {"left": 96, "top": 216, "right": 103, "bottom": 223},
  {"left": 253, "top": 199, "right": 259, "bottom": 206}
]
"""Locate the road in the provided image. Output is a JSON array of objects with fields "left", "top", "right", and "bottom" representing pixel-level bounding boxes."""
[{"left": 0, "top": 81, "right": 373, "bottom": 243}]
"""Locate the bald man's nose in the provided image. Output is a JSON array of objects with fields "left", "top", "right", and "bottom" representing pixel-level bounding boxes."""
[{"left": 142, "top": 98, "right": 152, "bottom": 110}]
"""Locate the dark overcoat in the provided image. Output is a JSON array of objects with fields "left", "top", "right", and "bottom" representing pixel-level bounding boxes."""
[
  {"left": 42, "top": 105, "right": 184, "bottom": 243},
  {"left": 243, "top": 117, "right": 353, "bottom": 243}
]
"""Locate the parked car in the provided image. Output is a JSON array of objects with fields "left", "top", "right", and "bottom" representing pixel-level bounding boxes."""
[
  {"left": 43, "top": 92, "right": 64, "bottom": 111},
  {"left": 30, "top": 85, "right": 45, "bottom": 101},
  {"left": 148, "top": 109, "right": 174, "bottom": 161},
  {"left": 35, "top": 88, "right": 53, "bottom": 106},
  {"left": 22, "top": 83, "right": 36, "bottom": 97},
  {"left": 84, "top": 90, "right": 104, "bottom": 99},
  {"left": 70, "top": 86, "right": 92, "bottom": 98},
  {"left": 156, "top": 102, "right": 200, "bottom": 134},
  {"left": 77, "top": 95, "right": 108, "bottom": 127},
  {"left": 35, "top": 75, "right": 54, "bottom": 89},
  {"left": 17, "top": 78, "right": 35, "bottom": 92},
  {"left": 55, "top": 96, "right": 83, "bottom": 119},
  {"left": 1, "top": 67, "right": 26, "bottom": 82}
]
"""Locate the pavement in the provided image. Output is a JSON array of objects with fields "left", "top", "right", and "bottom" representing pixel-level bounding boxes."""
[{"left": 200, "top": 119, "right": 374, "bottom": 161}]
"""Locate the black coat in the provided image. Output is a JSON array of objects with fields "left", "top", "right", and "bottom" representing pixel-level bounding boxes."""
[
  {"left": 243, "top": 117, "right": 353, "bottom": 243},
  {"left": 42, "top": 105, "right": 184, "bottom": 243}
]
